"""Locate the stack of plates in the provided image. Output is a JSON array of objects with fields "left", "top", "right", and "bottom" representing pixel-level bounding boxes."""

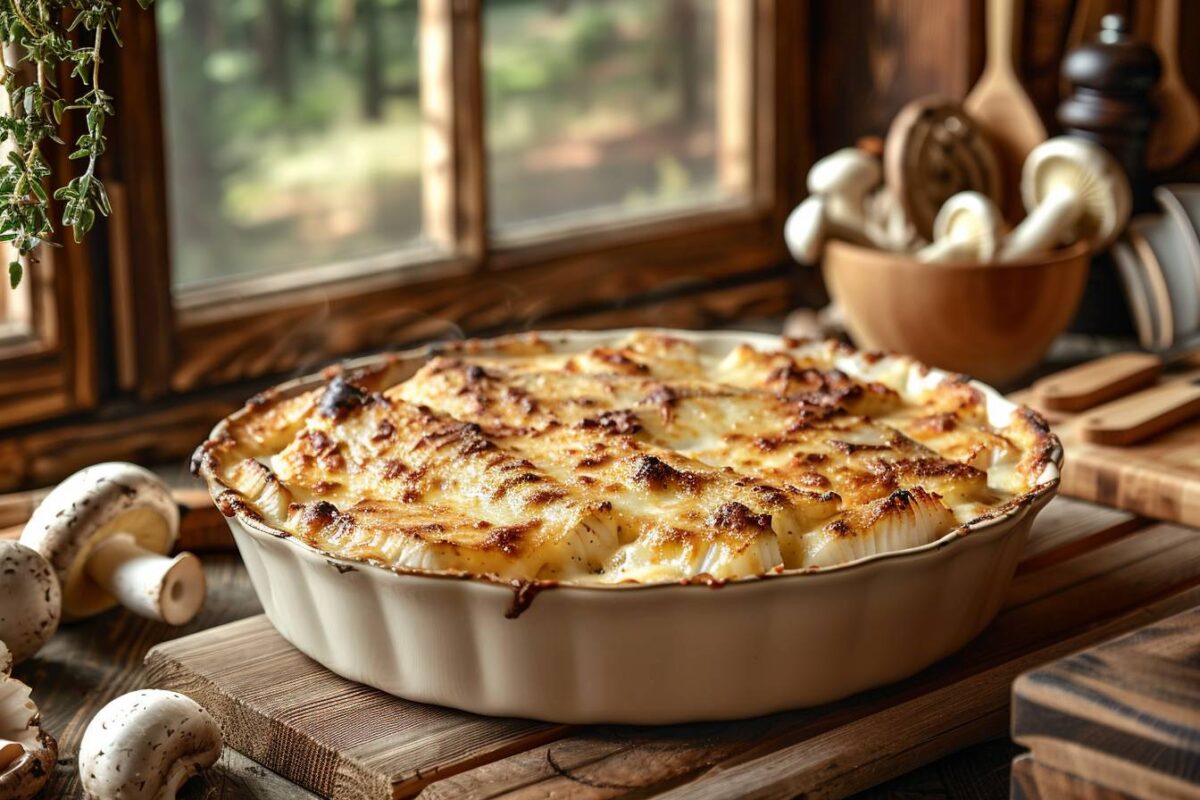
[{"left": 1113, "top": 185, "right": 1200, "bottom": 350}]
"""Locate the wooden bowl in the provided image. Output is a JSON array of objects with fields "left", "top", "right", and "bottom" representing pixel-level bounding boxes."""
[{"left": 821, "top": 241, "right": 1090, "bottom": 385}]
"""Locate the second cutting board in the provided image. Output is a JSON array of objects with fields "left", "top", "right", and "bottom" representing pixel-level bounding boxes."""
[{"left": 1016, "top": 358, "right": 1200, "bottom": 528}]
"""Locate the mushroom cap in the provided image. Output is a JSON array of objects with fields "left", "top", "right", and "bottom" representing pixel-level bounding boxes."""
[
  {"left": 807, "top": 148, "right": 882, "bottom": 203},
  {"left": 0, "top": 642, "right": 10, "bottom": 677},
  {"left": 0, "top": 542, "right": 61, "bottom": 664},
  {"left": 20, "top": 463, "right": 179, "bottom": 621},
  {"left": 784, "top": 196, "right": 828, "bottom": 265},
  {"left": 1020, "top": 136, "right": 1132, "bottom": 249},
  {"left": 0, "top": 671, "right": 57, "bottom": 800},
  {"left": 933, "top": 191, "right": 1005, "bottom": 260},
  {"left": 79, "top": 690, "right": 223, "bottom": 800}
]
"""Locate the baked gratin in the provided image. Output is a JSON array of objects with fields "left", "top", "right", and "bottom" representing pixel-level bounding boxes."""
[{"left": 195, "top": 331, "right": 1057, "bottom": 585}]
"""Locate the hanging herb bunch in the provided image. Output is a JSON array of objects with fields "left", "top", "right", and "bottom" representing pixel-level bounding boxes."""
[{"left": 0, "top": 0, "right": 151, "bottom": 288}]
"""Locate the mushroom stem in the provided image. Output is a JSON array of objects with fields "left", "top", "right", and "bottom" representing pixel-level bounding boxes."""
[
  {"left": 84, "top": 534, "right": 205, "bottom": 625},
  {"left": 997, "top": 185, "right": 1083, "bottom": 262}
]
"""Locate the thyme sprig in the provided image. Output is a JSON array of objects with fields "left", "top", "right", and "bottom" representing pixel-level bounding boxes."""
[{"left": 0, "top": 0, "right": 151, "bottom": 288}]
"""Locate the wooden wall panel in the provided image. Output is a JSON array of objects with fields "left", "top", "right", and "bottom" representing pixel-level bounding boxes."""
[{"left": 810, "top": 0, "right": 978, "bottom": 158}]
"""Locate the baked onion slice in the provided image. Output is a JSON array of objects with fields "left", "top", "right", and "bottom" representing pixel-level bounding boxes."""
[{"left": 803, "top": 487, "right": 956, "bottom": 568}]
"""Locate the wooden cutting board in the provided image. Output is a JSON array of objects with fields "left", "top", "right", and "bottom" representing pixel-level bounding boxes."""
[
  {"left": 143, "top": 497, "right": 1200, "bottom": 800},
  {"left": 1014, "top": 367, "right": 1200, "bottom": 528},
  {"left": 1012, "top": 604, "right": 1200, "bottom": 799}
]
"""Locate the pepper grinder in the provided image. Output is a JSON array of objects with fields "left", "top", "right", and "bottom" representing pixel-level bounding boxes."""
[{"left": 1058, "top": 13, "right": 1161, "bottom": 211}]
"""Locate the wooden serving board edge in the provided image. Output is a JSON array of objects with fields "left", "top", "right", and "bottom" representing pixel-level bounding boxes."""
[{"left": 143, "top": 621, "right": 571, "bottom": 799}]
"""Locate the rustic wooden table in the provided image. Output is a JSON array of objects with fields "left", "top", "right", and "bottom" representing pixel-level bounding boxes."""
[{"left": 10, "top": 490, "right": 1198, "bottom": 799}]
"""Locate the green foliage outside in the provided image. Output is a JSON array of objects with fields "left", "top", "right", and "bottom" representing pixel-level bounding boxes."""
[{"left": 159, "top": 0, "right": 717, "bottom": 288}]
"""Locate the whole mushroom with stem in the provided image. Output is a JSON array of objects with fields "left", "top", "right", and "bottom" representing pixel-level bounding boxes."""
[
  {"left": 0, "top": 640, "right": 58, "bottom": 800},
  {"left": 0, "top": 540, "right": 61, "bottom": 665},
  {"left": 997, "top": 136, "right": 1131, "bottom": 262},
  {"left": 808, "top": 147, "right": 883, "bottom": 235},
  {"left": 20, "top": 463, "right": 206, "bottom": 626},
  {"left": 916, "top": 191, "right": 1006, "bottom": 263},
  {"left": 79, "top": 689, "right": 223, "bottom": 800},
  {"left": 785, "top": 148, "right": 884, "bottom": 265}
]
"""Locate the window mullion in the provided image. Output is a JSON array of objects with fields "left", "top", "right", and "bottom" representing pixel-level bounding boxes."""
[{"left": 425, "top": 0, "right": 486, "bottom": 268}]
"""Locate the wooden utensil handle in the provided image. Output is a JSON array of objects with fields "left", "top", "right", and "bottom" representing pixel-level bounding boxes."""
[
  {"left": 1032, "top": 352, "right": 1163, "bottom": 412},
  {"left": 1156, "top": 0, "right": 1181, "bottom": 73},
  {"left": 985, "top": 0, "right": 1019, "bottom": 75},
  {"left": 1076, "top": 381, "right": 1200, "bottom": 446}
]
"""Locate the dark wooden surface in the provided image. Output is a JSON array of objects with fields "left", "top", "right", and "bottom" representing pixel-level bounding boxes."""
[
  {"left": 1012, "top": 605, "right": 1200, "bottom": 799},
  {"left": 14, "top": 494, "right": 1199, "bottom": 799}
]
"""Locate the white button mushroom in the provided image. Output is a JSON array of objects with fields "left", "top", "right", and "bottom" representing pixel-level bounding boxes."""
[
  {"left": 0, "top": 640, "right": 58, "bottom": 800},
  {"left": 783, "top": 196, "right": 876, "bottom": 266},
  {"left": 0, "top": 541, "right": 62, "bottom": 664},
  {"left": 997, "top": 136, "right": 1132, "bottom": 262},
  {"left": 807, "top": 147, "right": 883, "bottom": 232},
  {"left": 20, "top": 463, "right": 206, "bottom": 626},
  {"left": 79, "top": 690, "right": 223, "bottom": 800},
  {"left": 784, "top": 196, "right": 829, "bottom": 266},
  {"left": 916, "top": 191, "right": 1006, "bottom": 263}
]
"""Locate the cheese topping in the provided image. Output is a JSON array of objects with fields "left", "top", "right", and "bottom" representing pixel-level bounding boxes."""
[{"left": 197, "top": 331, "right": 1055, "bottom": 584}]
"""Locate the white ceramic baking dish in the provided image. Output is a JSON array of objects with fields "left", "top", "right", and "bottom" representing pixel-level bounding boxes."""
[{"left": 201, "top": 330, "right": 1061, "bottom": 724}]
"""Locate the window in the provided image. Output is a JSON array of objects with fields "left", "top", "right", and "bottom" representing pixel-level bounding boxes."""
[
  {"left": 156, "top": 0, "right": 427, "bottom": 289},
  {"left": 0, "top": 0, "right": 802, "bottom": 487},
  {"left": 484, "top": 0, "right": 740, "bottom": 235}
]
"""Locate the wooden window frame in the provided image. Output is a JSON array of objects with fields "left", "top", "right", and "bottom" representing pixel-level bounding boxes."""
[
  {"left": 0, "top": 53, "right": 100, "bottom": 429},
  {"left": 105, "top": 0, "right": 808, "bottom": 398}
]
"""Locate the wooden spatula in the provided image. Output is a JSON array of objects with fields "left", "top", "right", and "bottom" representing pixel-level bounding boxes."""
[
  {"left": 1146, "top": 0, "right": 1200, "bottom": 171},
  {"left": 1075, "top": 378, "right": 1200, "bottom": 446},
  {"left": 964, "top": 0, "right": 1047, "bottom": 217}
]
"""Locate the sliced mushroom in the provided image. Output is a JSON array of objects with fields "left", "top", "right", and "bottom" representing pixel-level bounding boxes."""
[
  {"left": 0, "top": 640, "right": 58, "bottom": 800},
  {"left": 916, "top": 192, "right": 1006, "bottom": 263},
  {"left": 0, "top": 541, "right": 62, "bottom": 664},
  {"left": 79, "top": 690, "right": 223, "bottom": 800},
  {"left": 20, "top": 463, "right": 206, "bottom": 625},
  {"left": 997, "top": 136, "right": 1131, "bottom": 262}
]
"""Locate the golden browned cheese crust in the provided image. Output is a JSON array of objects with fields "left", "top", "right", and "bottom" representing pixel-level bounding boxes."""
[{"left": 196, "top": 331, "right": 1056, "bottom": 584}]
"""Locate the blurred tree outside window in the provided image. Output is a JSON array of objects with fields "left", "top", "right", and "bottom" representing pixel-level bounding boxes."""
[
  {"left": 485, "top": 0, "right": 723, "bottom": 234},
  {"left": 157, "top": 0, "right": 424, "bottom": 289},
  {"left": 157, "top": 0, "right": 737, "bottom": 289}
]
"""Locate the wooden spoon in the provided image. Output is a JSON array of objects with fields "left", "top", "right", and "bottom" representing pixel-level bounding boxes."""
[
  {"left": 1146, "top": 0, "right": 1200, "bottom": 171},
  {"left": 964, "top": 0, "right": 1047, "bottom": 217}
]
